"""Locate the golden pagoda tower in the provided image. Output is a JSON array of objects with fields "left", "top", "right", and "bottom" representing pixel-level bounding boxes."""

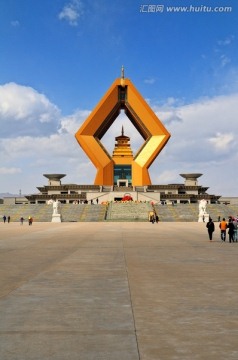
[
  {"left": 112, "top": 126, "right": 133, "bottom": 160},
  {"left": 112, "top": 126, "right": 133, "bottom": 186}
]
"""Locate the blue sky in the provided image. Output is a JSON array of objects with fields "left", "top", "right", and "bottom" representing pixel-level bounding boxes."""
[{"left": 0, "top": 0, "right": 238, "bottom": 196}]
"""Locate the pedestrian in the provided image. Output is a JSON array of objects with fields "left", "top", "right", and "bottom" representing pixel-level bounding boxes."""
[
  {"left": 206, "top": 218, "right": 215, "bottom": 241},
  {"left": 7, "top": 216, "right": 10, "bottom": 223},
  {"left": 20, "top": 217, "right": 24, "bottom": 225},
  {"left": 96, "top": 198, "right": 99, "bottom": 204},
  {"left": 3, "top": 215, "right": 7, "bottom": 223},
  {"left": 218, "top": 215, "right": 221, "bottom": 222},
  {"left": 28, "top": 216, "right": 33, "bottom": 225},
  {"left": 227, "top": 218, "right": 234, "bottom": 243},
  {"left": 155, "top": 214, "right": 159, "bottom": 223},
  {"left": 149, "top": 212, "right": 155, "bottom": 224},
  {"left": 233, "top": 218, "right": 238, "bottom": 242},
  {"left": 219, "top": 218, "right": 227, "bottom": 241}
]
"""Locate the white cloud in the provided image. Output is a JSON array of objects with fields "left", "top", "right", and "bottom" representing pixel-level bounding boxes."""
[
  {"left": 0, "top": 83, "right": 60, "bottom": 137},
  {"left": 217, "top": 35, "right": 234, "bottom": 46},
  {"left": 144, "top": 77, "right": 156, "bottom": 85},
  {"left": 164, "top": 97, "right": 180, "bottom": 106},
  {"left": 0, "top": 167, "right": 21, "bottom": 175},
  {"left": 148, "top": 92, "right": 238, "bottom": 195},
  {"left": 1, "top": 134, "right": 78, "bottom": 159},
  {"left": 59, "top": 110, "right": 90, "bottom": 135},
  {"left": 10, "top": 20, "right": 20, "bottom": 27},
  {"left": 209, "top": 133, "right": 234, "bottom": 152},
  {"left": 154, "top": 170, "right": 180, "bottom": 184},
  {"left": 58, "top": 0, "right": 84, "bottom": 26},
  {"left": 152, "top": 97, "right": 184, "bottom": 125},
  {"left": 220, "top": 54, "right": 230, "bottom": 68}
]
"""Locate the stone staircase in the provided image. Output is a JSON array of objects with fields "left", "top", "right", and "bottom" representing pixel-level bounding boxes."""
[
  {"left": 206, "top": 204, "right": 238, "bottom": 221},
  {"left": 61, "top": 204, "right": 107, "bottom": 222},
  {"left": 60, "top": 204, "right": 85, "bottom": 222},
  {"left": 78, "top": 204, "right": 107, "bottom": 222},
  {"left": 106, "top": 202, "right": 153, "bottom": 221},
  {"left": 1, "top": 203, "right": 237, "bottom": 223},
  {"left": 154, "top": 203, "right": 198, "bottom": 222},
  {"left": 0, "top": 204, "right": 107, "bottom": 222},
  {"left": 0, "top": 204, "right": 53, "bottom": 222},
  {"left": 153, "top": 203, "right": 238, "bottom": 222}
]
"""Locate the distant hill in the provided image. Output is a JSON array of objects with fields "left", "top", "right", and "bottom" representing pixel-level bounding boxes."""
[{"left": 0, "top": 193, "right": 23, "bottom": 198}]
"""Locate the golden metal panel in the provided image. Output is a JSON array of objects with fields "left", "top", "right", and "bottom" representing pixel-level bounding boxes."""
[
  {"left": 75, "top": 75, "right": 171, "bottom": 186},
  {"left": 135, "top": 135, "right": 166, "bottom": 167}
]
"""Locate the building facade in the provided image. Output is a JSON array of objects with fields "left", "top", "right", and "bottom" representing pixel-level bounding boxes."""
[{"left": 22, "top": 172, "right": 220, "bottom": 205}]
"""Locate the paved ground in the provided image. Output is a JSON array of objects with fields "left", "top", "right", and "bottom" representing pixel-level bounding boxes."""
[{"left": 0, "top": 221, "right": 238, "bottom": 360}]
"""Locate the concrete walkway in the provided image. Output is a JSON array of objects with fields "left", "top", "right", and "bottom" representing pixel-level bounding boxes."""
[{"left": 0, "top": 222, "right": 238, "bottom": 360}]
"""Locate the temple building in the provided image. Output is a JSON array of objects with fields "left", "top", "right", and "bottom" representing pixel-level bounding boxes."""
[
  {"left": 23, "top": 132, "right": 220, "bottom": 204},
  {"left": 3, "top": 69, "right": 222, "bottom": 206}
]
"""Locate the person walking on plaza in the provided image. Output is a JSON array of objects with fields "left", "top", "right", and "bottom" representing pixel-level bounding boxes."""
[
  {"left": 233, "top": 218, "right": 238, "bottom": 242},
  {"left": 227, "top": 218, "right": 234, "bottom": 243},
  {"left": 20, "top": 217, "right": 24, "bottom": 225},
  {"left": 219, "top": 218, "right": 227, "bottom": 241},
  {"left": 149, "top": 212, "right": 155, "bottom": 223},
  {"left": 3, "top": 215, "right": 6, "bottom": 223},
  {"left": 7, "top": 216, "right": 10, "bottom": 223},
  {"left": 206, "top": 218, "right": 215, "bottom": 241}
]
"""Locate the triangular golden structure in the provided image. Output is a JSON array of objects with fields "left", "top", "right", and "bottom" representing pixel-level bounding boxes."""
[{"left": 75, "top": 72, "right": 170, "bottom": 186}]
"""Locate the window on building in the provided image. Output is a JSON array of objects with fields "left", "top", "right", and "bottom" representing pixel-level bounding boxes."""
[{"left": 114, "top": 165, "right": 132, "bottom": 185}]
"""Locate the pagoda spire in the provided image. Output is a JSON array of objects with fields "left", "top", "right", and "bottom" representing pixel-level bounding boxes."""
[
  {"left": 121, "top": 65, "right": 124, "bottom": 79},
  {"left": 120, "top": 65, "right": 125, "bottom": 87}
]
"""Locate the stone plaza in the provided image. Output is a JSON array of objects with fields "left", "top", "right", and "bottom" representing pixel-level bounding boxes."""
[{"left": 1, "top": 221, "right": 238, "bottom": 360}]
